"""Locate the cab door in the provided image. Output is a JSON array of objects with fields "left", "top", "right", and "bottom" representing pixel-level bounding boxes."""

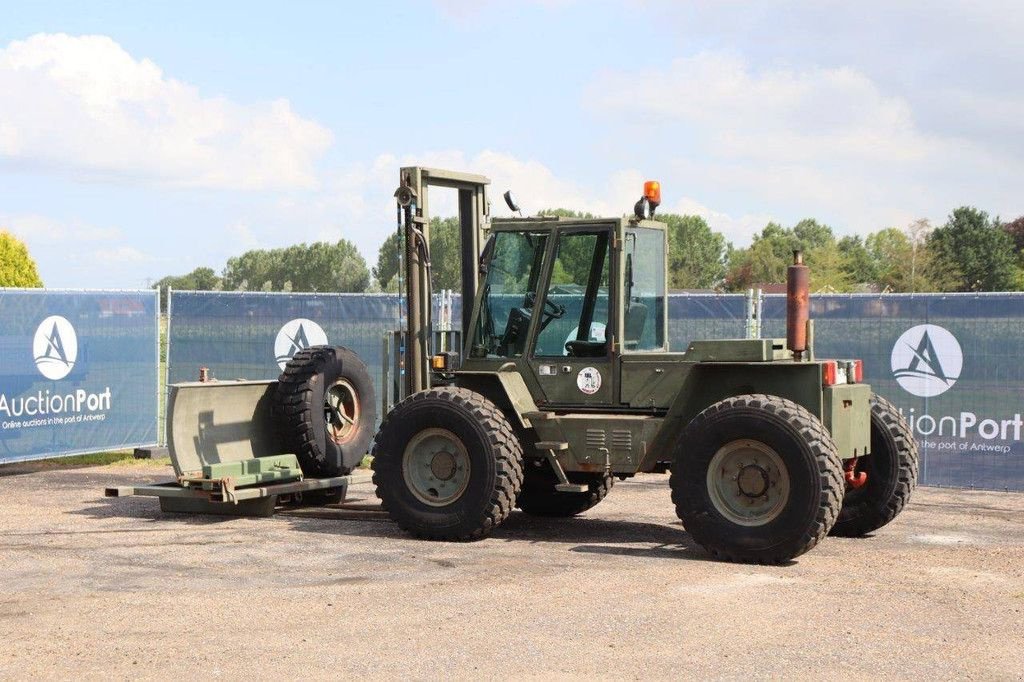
[{"left": 526, "top": 227, "right": 616, "bottom": 406}]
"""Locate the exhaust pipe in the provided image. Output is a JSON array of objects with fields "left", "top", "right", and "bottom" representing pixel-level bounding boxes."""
[{"left": 787, "top": 250, "right": 809, "bottom": 360}]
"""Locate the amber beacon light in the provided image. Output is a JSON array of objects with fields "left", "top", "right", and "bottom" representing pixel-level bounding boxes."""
[{"left": 644, "top": 180, "right": 661, "bottom": 207}]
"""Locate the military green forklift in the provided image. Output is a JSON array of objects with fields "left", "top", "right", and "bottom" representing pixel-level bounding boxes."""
[
  {"left": 367, "top": 167, "right": 918, "bottom": 564},
  {"left": 113, "top": 166, "right": 916, "bottom": 565}
]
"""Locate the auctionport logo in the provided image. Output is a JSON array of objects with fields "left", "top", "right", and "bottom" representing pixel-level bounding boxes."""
[
  {"left": 891, "top": 324, "right": 962, "bottom": 398},
  {"left": 274, "top": 318, "right": 328, "bottom": 370},
  {"left": 33, "top": 315, "right": 78, "bottom": 380},
  {"left": 2, "top": 314, "right": 112, "bottom": 430}
]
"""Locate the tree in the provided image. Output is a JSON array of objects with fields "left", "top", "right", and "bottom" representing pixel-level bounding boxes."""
[
  {"left": 428, "top": 217, "right": 462, "bottom": 291},
  {"left": 928, "top": 207, "right": 1019, "bottom": 291},
  {"left": 372, "top": 217, "right": 463, "bottom": 293},
  {"left": 838, "top": 235, "right": 877, "bottom": 285},
  {"left": 222, "top": 239, "right": 370, "bottom": 293},
  {"left": 905, "top": 218, "right": 933, "bottom": 292},
  {"left": 792, "top": 219, "right": 834, "bottom": 252},
  {"left": 663, "top": 214, "right": 727, "bottom": 289},
  {"left": 373, "top": 232, "right": 401, "bottom": 290},
  {"left": 152, "top": 266, "right": 222, "bottom": 310},
  {"left": 0, "top": 231, "right": 43, "bottom": 287},
  {"left": 1002, "top": 215, "right": 1024, "bottom": 253},
  {"left": 724, "top": 220, "right": 838, "bottom": 291},
  {"left": 866, "top": 228, "right": 912, "bottom": 292},
  {"left": 807, "top": 240, "right": 852, "bottom": 291}
]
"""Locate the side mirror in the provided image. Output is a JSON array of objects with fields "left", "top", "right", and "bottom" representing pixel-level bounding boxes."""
[{"left": 503, "top": 190, "right": 522, "bottom": 216}]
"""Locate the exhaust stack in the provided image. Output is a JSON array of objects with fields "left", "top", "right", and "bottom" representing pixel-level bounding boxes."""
[{"left": 787, "top": 250, "right": 809, "bottom": 360}]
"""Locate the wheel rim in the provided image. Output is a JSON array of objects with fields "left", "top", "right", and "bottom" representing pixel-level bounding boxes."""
[
  {"left": 706, "top": 439, "right": 790, "bottom": 527},
  {"left": 402, "top": 428, "right": 471, "bottom": 507},
  {"left": 324, "top": 378, "right": 360, "bottom": 445}
]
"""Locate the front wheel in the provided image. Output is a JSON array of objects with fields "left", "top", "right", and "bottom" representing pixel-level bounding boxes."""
[
  {"left": 371, "top": 387, "right": 524, "bottom": 541},
  {"left": 670, "top": 394, "right": 844, "bottom": 564},
  {"left": 830, "top": 394, "right": 918, "bottom": 537}
]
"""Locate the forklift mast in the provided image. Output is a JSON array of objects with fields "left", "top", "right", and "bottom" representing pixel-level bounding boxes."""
[{"left": 394, "top": 167, "right": 491, "bottom": 395}]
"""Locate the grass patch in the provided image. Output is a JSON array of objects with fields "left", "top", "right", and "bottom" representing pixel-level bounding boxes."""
[{"left": 12, "top": 450, "right": 171, "bottom": 469}]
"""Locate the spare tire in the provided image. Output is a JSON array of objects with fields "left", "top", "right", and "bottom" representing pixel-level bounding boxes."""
[{"left": 275, "top": 346, "right": 376, "bottom": 477}]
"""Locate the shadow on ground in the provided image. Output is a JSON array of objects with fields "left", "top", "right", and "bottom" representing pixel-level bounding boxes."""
[{"left": 80, "top": 491, "right": 716, "bottom": 562}]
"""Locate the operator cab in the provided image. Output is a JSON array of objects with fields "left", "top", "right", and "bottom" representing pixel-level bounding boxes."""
[{"left": 468, "top": 217, "right": 667, "bottom": 361}]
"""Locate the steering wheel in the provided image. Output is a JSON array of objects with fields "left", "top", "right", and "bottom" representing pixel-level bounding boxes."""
[
  {"left": 543, "top": 297, "right": 565, "bottom": 319},
  {"left": 538, "top": 296, "right": 565, "bottom": 332}
]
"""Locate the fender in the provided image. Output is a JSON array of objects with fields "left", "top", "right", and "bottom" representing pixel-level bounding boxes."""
[{"left": 641, "top": 362, "right": 826, "bottom": 471}]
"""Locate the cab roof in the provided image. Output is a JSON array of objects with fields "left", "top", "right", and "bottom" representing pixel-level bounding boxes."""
[{"left": 490, "top": 216, "right": 667, "bottom": 231}]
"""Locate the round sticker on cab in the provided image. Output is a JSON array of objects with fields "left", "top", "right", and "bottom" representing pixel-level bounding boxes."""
[{"left": 577, "top": 367, "right": 602, "bottom": 395}]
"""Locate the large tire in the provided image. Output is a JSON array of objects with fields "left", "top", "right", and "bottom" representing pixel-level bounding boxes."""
[
  {"left": 831, "top": 394, "right": 918, "bottom": 537},
  {"left": 516, "top": 462, "right": 613, "bottom": 517},
  {"left": 275, "top": 346, "right": 377, "bottom": 477},
  {"left": 670, "top": 394, "right": 844, "bottom": 564},
  {"left": 371, "top": 387, "right": 524, "bottom": 541}
]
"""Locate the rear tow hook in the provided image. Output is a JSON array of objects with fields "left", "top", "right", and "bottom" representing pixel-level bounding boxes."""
[{"left": 843, "top": 458, "right": 868, "bottom": 489}]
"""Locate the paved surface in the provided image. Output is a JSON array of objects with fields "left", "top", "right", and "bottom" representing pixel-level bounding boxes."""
[{"left": 1, "top": 462, "right": 1022, "bottom": 680}]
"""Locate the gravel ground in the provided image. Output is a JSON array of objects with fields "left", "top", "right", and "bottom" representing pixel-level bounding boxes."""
[{"left": 0, "top": 461, "right": 1022, "bottom": 680}]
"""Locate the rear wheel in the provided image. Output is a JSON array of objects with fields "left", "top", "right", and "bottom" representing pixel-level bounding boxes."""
[
  {"left": 670, "top": 394, "right": 844, "bottom": 564},
  {"left": 831, "top": 394, "right": 918, "bottom": 537},
  {"left": 274, "top": 346, "right": 376, "bottom": 477},
  {"left": 516, "top": 461, "right": 613, "bottom": 517},
  {"left": 372, "top": 387, "right": 524, "bottom": 541}
]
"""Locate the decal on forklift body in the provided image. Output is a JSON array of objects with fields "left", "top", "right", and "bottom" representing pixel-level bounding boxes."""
[{"left": 577, "top": 367, "right": 602, "bottom": 395}]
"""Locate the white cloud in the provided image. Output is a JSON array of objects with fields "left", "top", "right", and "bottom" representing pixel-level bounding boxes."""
[
  {"left": 0, "top": 212, "right": 121, "bottom": 244},
  {"left": 581, "top": 51, "right": 1024, "bottom": 238},
  {"left": 586, "top": 52, "right": 930, "bottom": 163},
  {"left": 0, "top": 212, "right": 168, "bottom": 286},
  {"left": 87, "top": 245, "right": 154, "bottom": 266},
  {"left": 0, "top": 33, "right": 332, "bottom": 190},
  {"left": 263, "top": 149, "right": 765, "bottom": 265}
]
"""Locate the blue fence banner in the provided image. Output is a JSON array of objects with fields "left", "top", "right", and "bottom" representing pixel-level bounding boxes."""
[
  {"left": 0, "top": 289, "right": 159, "bottom": 464},
  {"left": 671, "top": 293, "right": 1024, "bottom": 491},
  {"left": 167, "top": 290, "right": 1024, "bottom": 492},
  {"left": 167, "top": 290, "right": 405, "bottom": 388}
]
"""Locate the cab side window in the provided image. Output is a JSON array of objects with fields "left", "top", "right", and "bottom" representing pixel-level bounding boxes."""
[{"left": 534, "top": 231, "right": 611, "bottom": 357}]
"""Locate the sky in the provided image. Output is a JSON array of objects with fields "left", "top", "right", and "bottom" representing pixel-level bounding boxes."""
[{"left": 0, "top": 0, "right": 1021, "bottom": 288}]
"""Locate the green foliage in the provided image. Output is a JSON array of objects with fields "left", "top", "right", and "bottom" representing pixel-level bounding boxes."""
[
  {"left": 222, "top": 239, "right": 370, "bottom": 293},
  {"left": 373, "top": 231, "right": 401, "bottom": 290},
  {"left": 792, "top": 219, "right": 834, "bottom": 252},
  {"left": 372, "top": 218, "right": 460, "bottom": 292},
  {"left": 724, "top": 220, "right": 838, "bottom": 291},
  {"left": 806, "top": 240, "right": 852, "bottom": 292},
  {"left": 537, "top": 209, "right": 604, "bottom": 285},
  {"left": 837, "top": 235, "right": 877, "bottom": 284},
  {"left": 372, "top": 217, "right": 463, "bottom": 293},
  {"left": 928, "top": 207, "right": 1019, "bottom": 291},
  {"left": 152, "top": 266, "right": 222, "bottom": 311},
  {"left": 663, "top": 214, "right": 727, "bottom": 289},
  {"left": 538, "top": 208, "right": 597, "bottom": 220},
  {"left": 0, "top": 230, "right": 43, "bottom": 288},
  {"left": 865, "top": 228, "right": 911, "bottom": 291},
  {"left": 429, "top": 217, "right": 462, "bottom": 290}
]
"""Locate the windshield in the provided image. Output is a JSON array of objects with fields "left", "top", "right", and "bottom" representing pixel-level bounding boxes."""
[{"left": 470, "top": 231, "right": 548, "bottom": 358}]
